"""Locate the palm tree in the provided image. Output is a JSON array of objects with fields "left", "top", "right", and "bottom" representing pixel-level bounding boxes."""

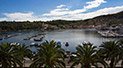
[
  {"left": 30, "top": 40, "right": 65, "bottom": 68},
  {"left": 0, "top": 43, "right": 22, "bottom": 68},
  {"left": 116, "top": 39, "right": 123, "bottom": 67},
  {"left": 99, "top": 40, "right": 120, "bottom": 68},
  {"left": 70, "top": 42, "right": 106, "bottom": 68},
  {"left": 13, "top": 44, "right": 32, "bottom": 67}
]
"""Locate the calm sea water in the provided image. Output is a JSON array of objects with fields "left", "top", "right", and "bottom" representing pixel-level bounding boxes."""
[{"left": 0, "top": 29, "right": 120, "bottom": 52}]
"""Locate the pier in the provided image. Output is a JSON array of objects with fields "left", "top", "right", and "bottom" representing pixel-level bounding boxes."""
[
  {"left": 97, "top": 30, "right": 123, "bottom": 38},
  {"left": 23, "top": 33, "right": 45, "bottom": 41}
]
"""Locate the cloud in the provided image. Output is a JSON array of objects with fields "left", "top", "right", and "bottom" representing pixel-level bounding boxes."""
[
  {"left": 56, "top": 4, "right": 66, "bottom": 8},
  {"left": 43, "top": 5, "right": 123, "bottom": 20},
  {"left": 43, "top": 6, "right": 70, "bottom": 17},
  {"left": 84, "top": 0, "right": 106, "bottom": 9},
  {"left": 84, "top": 5, "right": 123, "bottom": 19},
  {"left": 43, "top": 0, "right": 107, "bottom": 17},
  {"left": 2, "top": 12, "right": 42, "bottom": 21},
  {"left": 0, "top": 0, "right": 123, "bottom": 21},
  {"left": 43, "top": 5, "right": 86, "bottom": 17},
  {"left": 1, "top": 5, "right": 123, "bottom": 21},
  {"left": 4, "top": 12, "right": 34, "bottom": 21},
  {"left": 0, "top": 12, "right": 54, "bottom": 21}
]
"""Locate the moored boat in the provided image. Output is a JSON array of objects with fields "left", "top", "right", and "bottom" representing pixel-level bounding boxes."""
[
  {"left": 33, "top": 37, "right": 43, "bottom": 41},
  {"left": 0, "top": 38, "right": 2, "bottom": 41},
  {"left": 30, "top": 43, "right": 38, "bottom": 47}
]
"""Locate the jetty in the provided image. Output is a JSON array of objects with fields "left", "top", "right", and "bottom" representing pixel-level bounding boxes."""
[
  {"left": 23, "top": 33, "right": 45, "bottom": 41},
  {"left": 4, "top": 34, "right": 18, "bottom": 39},
  {"left": 97, "top": 30, "right": 123, "bottom": 38},
  {"left": 96, "top": 25, "right": 123, "bottom": 38},
  {"left": 0, "top": 34, "right": 18, "bottom": 40}
]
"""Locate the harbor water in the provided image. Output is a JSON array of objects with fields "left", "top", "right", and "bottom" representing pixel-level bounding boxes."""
[{"left": 0, "top": 29, "right": 120, "bottom": 52}]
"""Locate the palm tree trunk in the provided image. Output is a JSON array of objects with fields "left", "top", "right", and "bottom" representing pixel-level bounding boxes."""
[
  {"left": 110, "top": 58, "right": 115, "bottom": 68},
  {"left": 121, "top": 60, "right": 123, "bottom": 67},
  {"left": 45, "top": 64, "right": 54, "bottom": 68},
  {"left": 84, "top": 63, "right": 90, "bottom": 68},
  {"left": 2, "top": 62, "right": 7, "bottom": 68}
]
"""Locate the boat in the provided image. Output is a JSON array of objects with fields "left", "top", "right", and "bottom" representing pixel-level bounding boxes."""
[
  {"left": 23, "top": 38, "right": 28, "bottom": 40},
  {"left": 0, "top": 38, "right": 2, "bottom": 41},
  {"left": 23, "top": 38, "right": 30, "bottom": 40},
  {"left": 10, "top": 42, "right": 20, "bottom": 45},
  {"left": 34, "top": 37, "right": 43, "bottom": 41},
  {"left": 30, "top": 43, "right": 38, "bottom": 47}
]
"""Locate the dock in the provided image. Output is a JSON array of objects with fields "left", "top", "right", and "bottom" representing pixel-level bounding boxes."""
[
  {"left": 23, "top": 33, "right": 45, "bottom": 41},
  {"left": 97, "top": 30, "right": 123, "bottom": 38}
]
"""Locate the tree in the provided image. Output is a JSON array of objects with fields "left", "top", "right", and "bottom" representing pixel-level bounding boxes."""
[
  {"left": 70, "top": 42, "right": 106, "bottom": 68},
  {"left": 0, "top": 43, "right": 22, "bottom": 68},
  {"left": 99, "top": 41, "right": 120, "bottom": 68},
  {"left": 30, "top": 40, "right": 65, "bottom": 68},
  {"left": 13, "top": 44, "right": 32, "bottom": 67},
  {"left": 116, "top": 39, "right": 123, "bottom": 67}
]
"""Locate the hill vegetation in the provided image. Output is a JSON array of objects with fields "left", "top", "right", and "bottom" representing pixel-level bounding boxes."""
[{"left": 0, "top": 11, "right": 123, "bottom": 32}]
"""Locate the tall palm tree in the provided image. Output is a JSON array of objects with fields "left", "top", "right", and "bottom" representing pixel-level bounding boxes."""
[
  {"left": 116, "top": 39, "right": 123, "bottom": 67},
  {"left": 13, "top": 44, "right": 32, "bottom": 67},
  {"left": 99, "top": 40, "right": 120, "bottom": 68},
  {"left": 0, "top": 43, "right": 22, "bottom": 68},
  {"left": 30, "top": 40, "right": 65, "bottom": 68},
  {"left": 70, "top": 42, "right": 106, "bottom": 68}
]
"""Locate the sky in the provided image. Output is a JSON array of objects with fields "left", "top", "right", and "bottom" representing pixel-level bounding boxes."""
[{"left": 0, "top": 0, "right": 123, "bottom": 21}]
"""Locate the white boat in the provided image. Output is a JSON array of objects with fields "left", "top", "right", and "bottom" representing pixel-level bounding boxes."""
[
  {"left": 30, "top": 43, "right": 38, "bottom": 47},
  {"left": 34, "top": 38, "right": 43, "bottom": 41}
]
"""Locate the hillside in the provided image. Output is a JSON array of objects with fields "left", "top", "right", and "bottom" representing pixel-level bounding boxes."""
[
  {"left": 82, "top": 11, "right": 123, "bottom": 26},
  {"left": 0, "top": 11, "right": 123, "bottom": 31}
]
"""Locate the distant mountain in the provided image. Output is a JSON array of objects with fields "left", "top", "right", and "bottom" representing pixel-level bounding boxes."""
[
  {"left": 45, "top": 11, "right": 123, "bottom": 27},
  {"left": 80, "top": 11, "right": 123, "bottom": 26}
]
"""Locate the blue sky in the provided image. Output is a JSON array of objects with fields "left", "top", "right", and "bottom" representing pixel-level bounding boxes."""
[{"left": 0, "top": 0, "right": 123, "bottom": 21}]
